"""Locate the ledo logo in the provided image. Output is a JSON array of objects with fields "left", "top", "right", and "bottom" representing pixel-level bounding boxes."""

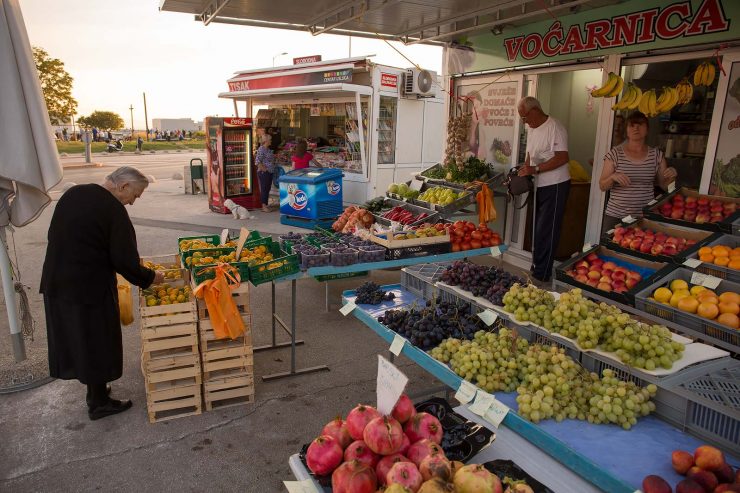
[
  {"left": 291, "top": 190, "right": 308, "bottom": 210},
  {"left": 327, "top": 180, "right": 341, "bottom": 196}
]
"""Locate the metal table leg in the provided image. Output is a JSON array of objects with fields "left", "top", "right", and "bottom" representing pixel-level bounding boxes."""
[
  {"left": 325, "top": 281, "right": 329, "bottom": 313},
  {"left": 262, "top": 279, "right": 330, "bottom": 381},
  {"left": 254, "top": 279, "right": 305, "bottom": 352}
]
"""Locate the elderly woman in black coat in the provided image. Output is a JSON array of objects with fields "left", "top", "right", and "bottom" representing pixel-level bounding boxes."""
[{"left": 40, "top": 166, "right": 163, "bottom": 420}]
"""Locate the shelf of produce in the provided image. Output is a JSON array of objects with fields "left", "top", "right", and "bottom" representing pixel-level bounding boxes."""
[{"left": 340, "top": 286, "right": 740, "bottom": 492}]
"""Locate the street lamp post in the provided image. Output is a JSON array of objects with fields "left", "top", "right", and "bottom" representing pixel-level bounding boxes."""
[
  {"left": 129, "top": 104, "right": 134, "bottom": 139},
  {"left": 272, "top": 52, "right": 288, "bottom": 67}
]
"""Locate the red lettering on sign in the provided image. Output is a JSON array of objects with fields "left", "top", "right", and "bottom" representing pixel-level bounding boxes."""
[
  {"left": 655, "top": 3, "right": 691, "bottom": 39},
  {"left": 611, "top": 13, "right": 641, "bottom": 47},
  {"left": 686, "top": 0, "right": 729, "bottom": 35},
  {"left": 583, "top": 19, "right": 612, "bottom": 50},
  {"left": 521, "top": 33, "right": 543, "bottom": 60},
  {"left": 637, "top": 9, "right": 659, "bottom": 43},
  {"left": 560, "top": 25, "right": 586, "bottom": 54},
  {"left": 542, "top": 22, "right": 564, "bottom": 57},
  {"left": 381, "top": 73, "right": 398, "bottom": 88},
  {"left": 504, "top": 36, "right": 524, "bottom": 62}
]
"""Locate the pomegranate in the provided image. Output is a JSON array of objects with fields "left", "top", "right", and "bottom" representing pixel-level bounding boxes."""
[
  {"left": 305, "top": 435, "right": 343, "bottom": 476},
  {"left": 403, "top": 412, "right": 443, "bottom": 444},
  {"left": 450, "top": 460, "right": 465, "bottom": 477},
  {"left": 419, "top": 454, "right": 452, "bottom": 481},
  {"left": 331, "top": 460, "right": 378, "bottom": 493},
  {"left": 406, "top": 439, "right": 445, "bottom": 467},
  {"left": 363, "top": 416, "right": 404, "bottom": 455},
  {"left": 453, "top": 464, "right": 503, "bottom": 493},
  {"left": 346, "top": 404, "right": 382, "bottom": 440},
  {"left": 322, "top": 417, "right": 352, "bottom": 450},
  {"left": 376, "top": 454, "right": 412, "bottom": 486},
  {"left": 385, "top": 485, "right": 414, "bottom": 493},
  {"left": 418, "top": 478, "right": 455, "bottom": 493},
  {"left": 398, "top": 433, "right": 411, "bottom": 456},
  {"left": 344, "top": 440, "right": 380, "bottom": 468},
  {"left": 387, "top": 461, "right": 423, "bottom": 492},
  {"left": 392, "top": 394, "right": 417, "bottom": 424}
]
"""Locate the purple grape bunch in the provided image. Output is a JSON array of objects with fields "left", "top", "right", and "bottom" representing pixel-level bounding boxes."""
[
  {"left": 440, "top": 260, "right": 525, "bottom": 306},
  {"left": 355, "top": 282, "right": 396, "bottom": 305}
]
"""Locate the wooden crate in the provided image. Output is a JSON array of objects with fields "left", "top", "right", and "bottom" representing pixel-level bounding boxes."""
[
  {"left": 140, "top": 254, "right": 188, "bottom": 282},
  {"left": 143, "top": 351, "right": 201, "bottom": 392},
  {"left": 203, "top": 373, "right": 255, "bottom": 411},
  {"left": 140, "top": 278, "right": 197, "bottom": 329},
  {"left": 198, "top": 315, "right": 252, "bottom": 352},
  {"left": 141, "top": 323, "right": 198, "bottom": 360},
  {"left": 201, "top": 346, "right": 254, "bottom": 381},
  {"left": 146, "top": 378, "right": 202, "bottom": 423},
  {"left": 196, "top": 282, "right": 251, "bottom": 320}
]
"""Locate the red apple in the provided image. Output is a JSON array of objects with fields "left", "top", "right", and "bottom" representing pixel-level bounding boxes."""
[
  {"left": 642, "top": 475, "right": 672, "bottom": 493},
  {"left": 620, "top": 238, "right": 633, "bottom": 248},
  {"left": 630, "top": 239, "right": 643, "bottom": 249},
  {"left": 711, "top": 205, "right": 724, "bottom": 213},
  {"left": 599, "top": 275, "right": 612, "bottom": 284},
  {"left": 723, "top": 202, "right": 736, "bottom": 213},
  {"left": 710, "top": 215, "right": 723, "bottom": 223},
  {"left": 603, "top": 261, "right": 618, "bottom": 270},
  {"left": 710, "top": 199, "right": 722, "bottom": 207},
  {"left": 625, "top": 278, "right": 638, "bottom": 289},
  {"left": 673, "top": 450, "right": 695, "bottom": 474},
  {"left": 697, "top": 197, "right": 709, "bottom": 206},
  {"left": 685, "top": 200, "right": 697, "bottom": 209},
  {"left": 676, "top": 478, "right": 704, "bottom": 493},
  {"left": 640, "top": 242, "right": 653, "bottom": 253},
  {"left": 696, "top": 213, "right": 710, "bottom": 224},
  {"left": 585, "top": 253, "right": 599, "bottom": 262},
  {"left": 586, "top": 279, "right": 599, "bottom": 288},
  {"left": 685, "top": 196, "right": 697, "bottom": 204},
  {"left": 612, "top": 270, "right": 627, "bottom": 281},
  {"left": 575, "top": 274, "right": 589, "bottom": 283},
  {"left": 651, "top": 244, "right": 665, "bottom": 255},
  {"left": 576, "top": 260, "right": 590, "bottom": 269},
  {"left": 671, "top": 209, "right": 685, "bottom": 219},
  {"left": 714, "top": 484, "right": 740, "bottom": 493},
  {"left": 695, "top": 445, "right": 725, "bottom": 471},
  {"left": 666, "top": 237, "right": 679, "bottom": 245},
  {"left": 614, "top": 226, "right": 626, "bottom": 236},
  {"left": 590, "top": 258, "right": 604, "bottom": 268},
  {"left": 627, "top": 271, "right": 642, "bottom": 282},
  {"left": 663, "top": 244, "right": 678, "bottom": 256},
  {"left": 714, "top": 463, "right": 735, "bottom": 484},
  {"left": 688, "top": 468, "right": 718, "bottom": 492},
  {"left": 597, "top": 282, "right": 613, "bottom": 292},
  {"left": 587, "top": 271, "right": 601, "bottom": 280}
]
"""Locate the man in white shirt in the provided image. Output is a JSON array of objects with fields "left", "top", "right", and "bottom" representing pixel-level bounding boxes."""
[{"left": 517, "top": 97, "right": 571, "bottom": 285}]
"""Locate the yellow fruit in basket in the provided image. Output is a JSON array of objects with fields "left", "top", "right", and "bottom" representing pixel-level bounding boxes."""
[
  {"left": 715, "top": 257, "right": 730, "bottom": 267},
  {"left": 146, "top": 298, "right": 157, "bottom": 307},
  {"left": 677, "top": 297, "right": 699, "bottom": 314},
  {"left": 718, "top": 292, "right": 740, "bottom": 304},
  {"left": 697, "top": 291, "right": 719, "bottom": 305},
  {"left": 654, "top": 287, "right": 672, "bottom": 303},
  {"left": 176, "top": 294, "right": 185, "bottom": 303},
  {"left": 670, "top": 279, "right": 689, "bottom": 292},
  {"left": 697, "top": 302, "right": 719, "bottom": 319},
  {"left": 690, "top": 285, "right": 706, "bottom": 296},
  {"left": 711, "top": 245, "right": 730, "bottom": 257},
  {"left": 698, "top": 246, "right": 712, "bottom": 256},
  {"left": 157, "top": 289, "right": 167, "bottom": 298},
  {"left": 717, "top": 312, "right": 740, "bottom": 329},
  {"left": 670, "top": 291, "right": 689, "bottom": 308},
  {"left": 730, "top": 259, "right": 740, "bottom": 270},
  {"left": 718, "top": 301, "right": 739, "bottom": 315}
]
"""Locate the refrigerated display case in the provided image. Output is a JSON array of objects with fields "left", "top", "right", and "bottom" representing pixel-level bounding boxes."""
[{"left": 205, "top": 116, "right": 259, "bottom": 213}]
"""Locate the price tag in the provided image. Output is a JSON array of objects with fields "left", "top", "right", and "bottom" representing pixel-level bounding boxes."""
[
  {"left": 220, "top": 228, "right": 230, "bottom": 245},
  {"left": 283, "top": 480, "right": 319, "bottom": 493},
  {"left": 389, "top": 334, "right": 405, "bottom": 356},
  {"left": 490, "top": 246, "right": 502, "bottom": 257},
  {"left": 668, "top": 182, "right": 676, "bottom": 192},
  {"left": 235, "top": 228, "right": 251, "bottom": 259},
  {"left": 477, "top": 310, "right": 498, "bottom": 326},
  {"left": 606, "top": 229, "right": 615, "bottom": 235},
  {"left": 648, "top": 199, "right": 658, "bottom": 206},
  {"left": 483, "top": 398, "right": 509, "bottom": 428},
  {"left": 410, "top": 179, "right": 423, "bottom": 191},
  {"left": 683, "top": 258, "right": 702, "bottom": 268},
  {"left": 455, "top": 381, "right": 477, "bottom": 404},
  {"left": 376, "top": 355, "right": 409, "bottom": 416},
  {"left": 468, "top": 390, "right": 495, "bottom": 416},
  {"left": 622, "top": 215, "right": 636, "bottom": 224},
  {"left": 690, "top": 272, "right": 720, "bottom": 288},
  {"left": 340, "top": 301, "right": 357, "bottom": 316},
  {"left": 582, "top": 243, "right": 592, "bottom": 253}
]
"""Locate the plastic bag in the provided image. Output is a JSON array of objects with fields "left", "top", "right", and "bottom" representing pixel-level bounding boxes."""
[
  {"left": 117, "top": 275, "right": 134, "bottom": 326},
  {"left": 193, "top": 264, "right": 245, "bottom": 340}
]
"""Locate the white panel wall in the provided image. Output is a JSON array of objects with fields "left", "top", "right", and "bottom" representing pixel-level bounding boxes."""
[
  {"left": 422, "top": 101, "right": 444, "bottom": 165},
  {"left": 395, "top": 99, "right": 424, "bottom": 164}
]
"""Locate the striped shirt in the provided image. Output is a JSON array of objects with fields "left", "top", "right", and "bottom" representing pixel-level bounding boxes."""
[
  {"left": 255, "top": 145, "right": 275, "bottom": 173},
  {"left": 604, "top": 144, "right": 662, "bottom": 218}
]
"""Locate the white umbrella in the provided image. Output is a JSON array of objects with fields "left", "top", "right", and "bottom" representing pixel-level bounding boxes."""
[{"left": 0, "top": 0, "right": 63, "bottom": 361}]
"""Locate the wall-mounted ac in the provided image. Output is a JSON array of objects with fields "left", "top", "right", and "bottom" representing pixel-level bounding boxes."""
[{"left": 403, "top": 68, "right": 436, "bottom": 97}]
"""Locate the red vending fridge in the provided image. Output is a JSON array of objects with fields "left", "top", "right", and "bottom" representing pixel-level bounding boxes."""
[{"left": 205, "top": 116, "right": 261, "bottom": 213}]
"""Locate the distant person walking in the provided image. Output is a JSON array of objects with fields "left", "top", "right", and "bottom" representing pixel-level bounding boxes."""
[
  {"left": 136, "top": 136, "right": 143, "bottom": 152},
  {"left": 62, "top": 128, "right": 68, "bottom": 141},
  {"left": 255, "top": 133, "right": 275, "bottom": 213},
  {"left": 92, "top": 127, "right": 98, "bottom": 142}
]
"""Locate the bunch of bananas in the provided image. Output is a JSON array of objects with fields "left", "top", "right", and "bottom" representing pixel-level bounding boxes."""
[
  {"left": 612, "top": 83, "right": 643, "bottom": 111},
  {"left": 654, "top": 87, "right": 680, "bottom": 115},
  {"left": 674, "top": 79, "right": 694, "bottom": 105},
  {"left": 693, "top": 62, "right": 716, "bottom": 87},
  {"left": 591, "top": 72, "right": 624, "bottom": 98},
  {"left": 638, "top": 89, "right": 658, "bottom": 117}
]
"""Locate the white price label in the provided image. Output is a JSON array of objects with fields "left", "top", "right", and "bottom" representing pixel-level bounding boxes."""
[
  {"left": 455, "top": 381, "right": 477, "bottom": 404},
  {"left": 606, "top": 229, "right": 615, "bottom": 235},
  {"left": 410, "top": 179, "right": 423, "bottom": 191},
  {"left": 582, "top": 243, "right": 593, "bottom": 253},
  {"left": 468, "top": 390, "right": 495, "bottom": 416},
  {"left": 668, "top": 182, "right": 676, "bottom": 192},
  {"left": 477, "top": 310, "right": 498, "bottom": 326},
  {"left": 389, "top": 334, "right": 405, "bottom": 356},
  {"left": 220, "top": 228, "right": 230, "bottom": 246},
  {"left": 622, "top": 215, "right": 636, "bottom": 224},
  {"left": 376, "top": 355, "right": 409, "bottom": 416},
  {"left": 648, "top": 199, "right": 658, "bottom": 206},
  {"left": 283, "top": 480, "right": 319, "bottom": 493},
  {"left": 490, "top": 246, "right": 502, "bottom": 257},
  {"left": 683, "top": 258, "right": 702, "bottom": 268},
  {"left": 340, "top": 301, "right": 357, "bottom": 316},
  {"left": 483, "top": 398, "right": 510, "bottom": 428},
  {"left": 235, "top": 228, "right": 251, "bottom": 259},
  {"left": 702, "top": 275, "right": 722, "bottom": 289}
]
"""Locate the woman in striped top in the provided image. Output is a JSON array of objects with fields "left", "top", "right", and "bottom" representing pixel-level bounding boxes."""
[{"left": 599, "top": 112, "right": 677, "bottom": 234}]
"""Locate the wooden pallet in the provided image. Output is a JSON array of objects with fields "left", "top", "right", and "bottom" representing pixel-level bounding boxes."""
[
  {"left": 141, "top": 323, "right": 198, "bottom": 360},
  {"left": 146, "top": 378, "right": 202, "bottom": 423},
  {"left": 196, "top": 282, "right": 251, "bottom": 320},
  {"left": 201, "top": 346, "right": 254, "bottom": 381},
  {"left": 198, "top": 315, "right": 252, "bottom": 352},
  {"left": 203, "top": 373, "right": 255, "bottom": 411}
]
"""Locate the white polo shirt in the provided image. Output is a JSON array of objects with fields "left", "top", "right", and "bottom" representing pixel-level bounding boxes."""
[{"left": 525, "top": 116, "right": 570, "bottom": 188}]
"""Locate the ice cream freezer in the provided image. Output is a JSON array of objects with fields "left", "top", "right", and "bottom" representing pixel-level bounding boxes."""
[{"left": 278, "top": 167, "right": 344, "bottom": 221}]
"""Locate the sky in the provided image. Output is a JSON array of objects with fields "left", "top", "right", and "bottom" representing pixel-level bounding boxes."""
[{"left": 18, "top": 0, "right": 443, "bottom": 130}]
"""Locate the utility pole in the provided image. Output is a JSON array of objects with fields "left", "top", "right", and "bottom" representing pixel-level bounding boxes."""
[
  {"left": 143, "top": 92, "right": 150, "bottom": 141},
  {"left": 129, "top": 104, "right": 135, "bottom": 138}
]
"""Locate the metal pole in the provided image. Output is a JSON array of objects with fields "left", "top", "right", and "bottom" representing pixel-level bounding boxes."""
[
  {"left": 129, "top": 104, "right": 134, "bottom": 139},
  {"left": 0, "top": 227, "right": 25, "bottom": 362},
  {"left": 271, "top": 281, "right": 276, "bottom": 346},
  {"left": 84, "top": 129, "right": 91, "bottom": 163},
  {"left": 143, "top": 92, "right": 150, "bottom": 141},
  {"left": 291, "top": 279, "right": 296, "bottom": 373}
]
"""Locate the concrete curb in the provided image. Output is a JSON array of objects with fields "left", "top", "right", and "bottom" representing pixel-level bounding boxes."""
[{"left": 62, "top": 162, "right": 104, "bottom": 169}]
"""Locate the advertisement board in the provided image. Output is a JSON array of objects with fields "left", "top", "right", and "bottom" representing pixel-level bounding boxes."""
[{"left": 709, "top": 61, "right": 740, "bottom": 197}]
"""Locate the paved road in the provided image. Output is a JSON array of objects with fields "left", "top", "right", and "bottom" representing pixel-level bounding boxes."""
[{"left": 54, "top": 150, "right": 207, "bottom": 191}]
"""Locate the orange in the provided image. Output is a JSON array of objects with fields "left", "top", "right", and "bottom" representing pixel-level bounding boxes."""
[
  {"left": 677, "top": 297, "right": 699, "bottom": 314},
  {"left": 670, "top": 291, "right": 690, "bottom": 308},
  {"left": 697, "top": 302, "right": 719, "bottom": 319},
  {"left": 732, "top": 247, "right": 740, "bottom": 256},
  {"left": 699, "top": 253, "right": 715, "bottom": 263},
  {"left": 698, "top": 246, "right": 713, "bottom": 256},
  {"left": 715, "top": 257, "right": 730, "bottom": 267},
  {"left": 718, "top": 301, "right": 740, "bottom": 315},
  {"left": 718, "top": 292, "right": 740, "bottom": 304},
  {"left": 690, "top": 285, "right": 707, "bottom": 296},
  {"left": 711, "top": 245, "right": 730, "bottom": 257},
  {"left": 717, "top": 312, "right": 739, "bottom": 329},
  {"left": 670, "top": 279, "right": 689, "bottom": 292},
  {"left": 697, "top": 291, "right": 718, "bottom": 304},
  {"left": 729, "top": 259, "right": 740, "bottom": 270},
  {"left": 653, "top": 287, "right": 673, "bottom": 303}
]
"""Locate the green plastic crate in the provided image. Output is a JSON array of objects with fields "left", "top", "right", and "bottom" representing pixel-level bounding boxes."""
[
  {"left": 177, "top": 234, "right": 220, "bottom": 253},
  {"left": 249, "top": 243, "right": 299, "bottom": 285},
  {"left": 182, "top": 246, "right": 236, "bottom": 268},
  {"left": 224, "top": 230, "right": 262, "bottom": 247},
  {"left": 191, "top": 261, "right": 250, "bottom": 285}
]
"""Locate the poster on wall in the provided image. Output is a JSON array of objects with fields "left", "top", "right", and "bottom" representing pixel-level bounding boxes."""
[
  {"left": 457, "top": 81, "right": 518, "bottom": 174},
  {"left": 710, "top": 62, "right": 740, "bottom": 198}
]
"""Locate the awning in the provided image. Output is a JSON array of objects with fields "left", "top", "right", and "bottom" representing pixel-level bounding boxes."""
[
  {"left": 159, "top": 0, "right": 620, "bottom": 45},
  {"left": 219, "top": 83, "right": 373, "bottom": 101}
]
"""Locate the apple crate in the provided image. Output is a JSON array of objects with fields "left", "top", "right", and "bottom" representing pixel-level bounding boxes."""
[
  {"left": 196, "top": 281, "right": 251, "bottom": 320},
  {"left": 140, "top": 322, "right": 199, "bottom": 361},
  {"left": 633, "top": 267, "right": 740, "bottom": 353},
  {"left": 555, "top": 245, "right": 671, "bottom": 306},
  {"left": 600, "top": 218, "right": 715, "bottom": 264},
  {"left": 684, "top": 234, "right": 740, "bottom": 284},
  {"left": 643, "top": 187, "right": 740, "bottom": 234},
  {"left": 203, "top": 373, "right": 255, "bottom": 411}
]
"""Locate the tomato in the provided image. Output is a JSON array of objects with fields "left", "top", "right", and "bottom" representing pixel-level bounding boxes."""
[
  {"left": 465, "top": 223, "right": 476, "bottom": 233},
  {"left": 454, "top": 228, "right": 465, "bottom": 238},
  {"left": 453, "top": 221, "right": 466, "bottom": 229},
  {"left": 490, "top": 237, "right": 501, "bottom": 246},
  {"left": 435, "top": 223, "right": 446, "bottom": 231},
  {"left": 481, "top": 239, "right": 491, "bottom": 248},
  {"left": 479, "top": 223, "right": 489, "bottom": 231},
  {"left": 451, "top": 243, "right": 461, "bottom": 252},
  {"left": 482, "top": 231, "right": 492, "bottom": 240},
  {"left": 470, "top": 231, "right": 483, "bottom": 241},
  {"left": 470, "top": 239, "right": 482, "bottom": 249},
  {"left": 461, "top": 242, "right": 472, "bottom": 251}
]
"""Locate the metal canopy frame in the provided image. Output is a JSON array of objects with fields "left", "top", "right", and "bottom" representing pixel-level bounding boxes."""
[{"left": 160, "top": 0, "right": 619, "bottom": 46}]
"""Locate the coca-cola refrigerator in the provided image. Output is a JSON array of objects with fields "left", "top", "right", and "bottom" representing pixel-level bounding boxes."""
[{"left": 205, "top": 116, "right": 261, "bottom": 213}]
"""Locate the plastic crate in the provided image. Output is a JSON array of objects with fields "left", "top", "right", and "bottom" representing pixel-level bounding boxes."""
[
  {"left": 223, "top": 230, "right": 261, "bottom": 248},
  {"left": 600, "top": 218, "right": 715, "bottom": 264},
  {"left": 684, "top": 234, "right": 740, "bottom": 284},
  {"left": 642, "top": 187, "right": 740, "bottom": 234},
  {"left": 182, "top": 247, "right": 236, "bottom": 269},
  {"left": 248, "top": 243, "right": 299, "bottom": 286},
  {"left": 192, "top": 261, "right": 250, "bottom": 285},
  {"left": 633, "top": 267, "right": 740, "bottom": 352},
  {"left": 580, "top": 351, "right": 647, "bottom": 387},
  {"left": 400, "top": 262, "right": 453, "bottom": 300},
  {"left": 373, "top": 199, "right": 438, "bottom": 227},
  {"left": 415, "top": 184, "right": 477, "bottom": 217},
  {"left": 177, "top": 234, "right": 220, "bottom": 252}
]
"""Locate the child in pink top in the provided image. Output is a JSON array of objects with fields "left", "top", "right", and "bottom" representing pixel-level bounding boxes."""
[{"left": 291, "top": 140, "right": 318, "bottom": 169}]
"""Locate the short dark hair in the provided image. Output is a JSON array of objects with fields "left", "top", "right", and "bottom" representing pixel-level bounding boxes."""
[{"left": 626, "top": 111, "right": 649, "bottom": 126}]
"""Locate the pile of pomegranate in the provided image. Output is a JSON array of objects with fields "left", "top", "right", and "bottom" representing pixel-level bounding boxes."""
[{"left": 304, "top": 394, "right": 504, "bottom": 493}]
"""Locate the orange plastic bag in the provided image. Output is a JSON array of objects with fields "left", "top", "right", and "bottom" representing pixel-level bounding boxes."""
[
  {"left": 117, "top": 275, "right": 134, "bottom": 326},
  {"left": 193, "top": 264, "right": 245, "bottom": 340}
]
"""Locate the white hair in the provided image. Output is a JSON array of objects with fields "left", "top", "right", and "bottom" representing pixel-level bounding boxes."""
[
  {"left": 106, "top": 166, "right": 149, "bottom": 188},
  {"left": 518, "top": 96, "right": 542, "bottom": 113}
]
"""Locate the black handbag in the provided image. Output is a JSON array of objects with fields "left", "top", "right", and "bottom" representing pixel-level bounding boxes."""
[{"left": 503, "top": 166, "right": 534, "bottom": 209}]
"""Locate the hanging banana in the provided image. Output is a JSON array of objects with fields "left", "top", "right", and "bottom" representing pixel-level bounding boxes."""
[
  {"left": 607, "top": 75, "right": 624, "bottom": 98},
  {"left": 693, "top": 63, "right": 705, "bottom": 86},
  {"left": 703, "top": 62, "right": 716, "bottom": 86},
  {"left": 627, "top": 85, "right": 643, "bottom": 110},
  {"left": 591, "top": 72, "right": 624, "bottom": 98},
  {"left": 675, "top": 79, "right": 693, "bottom": 105},
  {"left": 612, "top": 83, "right": 639, "bottom": 112}
]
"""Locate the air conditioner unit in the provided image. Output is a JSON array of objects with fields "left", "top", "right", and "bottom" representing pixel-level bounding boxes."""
[{"left": 403, "top": 68, "right": 436, "bottom": 97}]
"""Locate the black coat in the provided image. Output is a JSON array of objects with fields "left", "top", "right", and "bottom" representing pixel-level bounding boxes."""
[{"left": 41, "top": 184, "right": 155, "bottom": 384}]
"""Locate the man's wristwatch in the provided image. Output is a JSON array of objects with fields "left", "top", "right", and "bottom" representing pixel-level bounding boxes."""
[{"left": 535, "top": 165, "right": 540, "bottom": 175}]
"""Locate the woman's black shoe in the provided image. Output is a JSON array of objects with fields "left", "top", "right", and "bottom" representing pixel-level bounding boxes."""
[
  {"left": 85, "top": 384, "right": 112, "bottom": 407},
  {"left": 88, "top": 399, "right": 132, "bottom": 421}
]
